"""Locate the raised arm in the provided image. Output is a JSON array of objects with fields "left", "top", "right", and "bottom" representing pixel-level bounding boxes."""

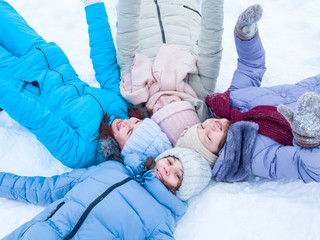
[
  {"left": 0, "top": 167, "right": 92, "bottom": 206},
  {"left": 229, "top": 5, "right": 266, "bottom": 91},
  {"left": 116, "top": 0, "right": 141, "bottom": 73},
  {"left": 84, "top": 2, "right": 121, "bottom": 92},
  {"left": 196, "top": 0, "right": 224, "bottom": 98}
]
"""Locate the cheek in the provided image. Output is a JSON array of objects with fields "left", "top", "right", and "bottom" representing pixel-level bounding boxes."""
[{"left": 114, "top": 133, "right": 126, "bottom": 149}]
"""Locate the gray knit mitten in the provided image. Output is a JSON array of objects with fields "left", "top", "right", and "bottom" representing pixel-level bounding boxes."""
[
  {"left": 235, "top": 4, "right": 263, "bottom": 40},
  {"left": 277, "top": 92, "right": 320, "bottom": 148}
]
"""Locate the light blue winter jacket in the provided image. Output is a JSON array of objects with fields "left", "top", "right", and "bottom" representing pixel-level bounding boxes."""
[
  {"left": 0, "top": 2, "right": 128, "bottom": 168},
  {"left": 212, "top": 32, "right": 320, "bottom": 182},
  {"left": 0, "top": 160, "right": 187, "bottom": 239}
]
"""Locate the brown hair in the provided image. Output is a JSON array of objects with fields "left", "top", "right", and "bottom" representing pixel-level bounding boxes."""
[
  {"left": 95, "top": 106, "right": 146, "bottom": 141},
  {"left": 144, "top": 156, "right": 182, "bottom": 195}
]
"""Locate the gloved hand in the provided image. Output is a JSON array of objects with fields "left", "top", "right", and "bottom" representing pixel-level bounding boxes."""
[
  {"left": 80, "top": 0, "right": 102, "bottom": 6},
  {"left": 235, "top": 4, "right": 263, "bottom": 40},
  {"left": 277, "top": 92, "right": 320, "bottom": 148}
]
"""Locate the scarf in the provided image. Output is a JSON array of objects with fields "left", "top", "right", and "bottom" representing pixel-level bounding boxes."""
[{"left": 205, "top": 90, "right": 293, "bottom": 146}]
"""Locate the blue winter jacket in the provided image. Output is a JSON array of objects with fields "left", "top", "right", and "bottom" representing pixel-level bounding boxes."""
[
  {"left": 0, "top": 2, "right": 128, "bottom": 168},
  {"left": 0, "top": 161, "right": 187, "bottom": 239},
  {"left": 212, "top": 32, "right": 320, "bottom": 182}
]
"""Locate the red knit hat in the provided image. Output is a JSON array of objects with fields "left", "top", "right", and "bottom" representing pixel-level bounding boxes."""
[{"left": 151, "top": 101, "right": 201, "bottom": 145}]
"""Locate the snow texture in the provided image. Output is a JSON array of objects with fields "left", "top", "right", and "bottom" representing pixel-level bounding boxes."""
[{"left": 1, "top": 0, "right": 320, "bottom": 239}]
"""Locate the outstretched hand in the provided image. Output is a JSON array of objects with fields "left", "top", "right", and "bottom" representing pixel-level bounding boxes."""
[
  {"left": 235, "top": 4, "right": 263, "bottom": 40},
  {"left": 278, "top": 92, "right": 320, "bottom": 148}
]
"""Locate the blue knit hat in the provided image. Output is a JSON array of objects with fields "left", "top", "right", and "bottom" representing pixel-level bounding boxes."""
[{"left": 121, "top": 118, "right": 172, "bottom": 161}]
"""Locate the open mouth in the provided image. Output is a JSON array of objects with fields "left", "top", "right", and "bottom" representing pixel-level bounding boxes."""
[
  {"left": 156, "top": 169, "right": 163, "bottom": 181},
  {"left": 216, "top": 121, "right": 222, "bottom": 130}
]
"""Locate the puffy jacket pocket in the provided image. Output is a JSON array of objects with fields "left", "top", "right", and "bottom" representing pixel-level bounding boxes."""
[{"left": 22, "top": 80, "right": 41, "bottom": 97}]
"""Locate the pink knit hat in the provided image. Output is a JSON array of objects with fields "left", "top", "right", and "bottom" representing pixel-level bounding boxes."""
[{"left": 151, "top": 101, "right": 201, "bottom": 145}]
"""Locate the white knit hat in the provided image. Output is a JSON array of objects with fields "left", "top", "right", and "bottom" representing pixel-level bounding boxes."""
[
  {"left": 176, "top": 124, "right": 218, "bottom": 168},
  {"left": 155, "top": 147, "right": 212, "bottom": 201}
]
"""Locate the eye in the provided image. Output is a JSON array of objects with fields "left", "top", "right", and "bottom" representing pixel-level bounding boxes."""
[
  {"left": 167, "top": 158, "right": 172, "bottom": 165},
  {"left": 135, "top": 120, "right": 141, "bottom": 124},
  {"left": 127, "top": 128, "right": 132, "bottom": 136},
  {"left": 207, "top": 134, "right": 211, "bottom": 141},
  {"left": 176, "top": 173, "right": 181, "bottom": 180},
  {"left": 201, "top": 124, "right": 205, "bottom": 129}
]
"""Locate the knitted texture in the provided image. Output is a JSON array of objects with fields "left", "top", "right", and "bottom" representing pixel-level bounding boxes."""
[
  {"left": 121, "top": 118, "right": 172, "bottom": 159},
  {"left": 151, "top": 101, "right": 201, "bottom": 145},
  {"left": 176, "top": 124, "right": 218, "bottom": 168},
  {"left": 278, "top": 92, "right": 320, "bottom": 148},
  {"left": 206, "top": 90, "right": 293, "bottom": 146},
  {"left": 155, "top": 148, "right": 211, "bottom": 201},
  {"left": 235, "top": 4, "right": 263, "bottom": 40}
]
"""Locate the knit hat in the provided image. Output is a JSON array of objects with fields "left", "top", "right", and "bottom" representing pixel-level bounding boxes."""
[
  {"left": 155, "top": 147, "right": 211, "bottom": 201},
  {"left": 176, "top": 124, "right": 218, "bottom": 168},
  {"left": 121, "top": 118, "right": 172, "bottom": 159},
  {"left": 151, "top": 101, "right": 201, "bottom": 145}
]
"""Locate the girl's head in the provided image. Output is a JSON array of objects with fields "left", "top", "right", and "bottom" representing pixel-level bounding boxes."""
[
  {"left": 148, "top": 148, "right": 212, "bottom": 201},
  {"left": 96, "top": 107, "right": 145, "bottom": 149},
  {"left": 176, "top": 118, "right": 231, "bottom": 168}
]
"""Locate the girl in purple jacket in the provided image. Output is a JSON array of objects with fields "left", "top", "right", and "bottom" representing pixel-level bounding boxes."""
[{"left": 176, "top": 4, "right": 320, "bottom": 183}]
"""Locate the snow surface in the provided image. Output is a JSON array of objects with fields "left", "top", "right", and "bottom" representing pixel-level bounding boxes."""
[{"left": 0, "top": 0, "right": 320, "bottom": 239}]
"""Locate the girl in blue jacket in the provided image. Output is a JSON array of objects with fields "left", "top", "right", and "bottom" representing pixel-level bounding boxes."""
[
  {"left": 0, "top": 145, "right": 212, "bottom": 239},
  {"left": 176, "top": 4, "right": 320, "bottom": 183},
  {"left": 0, "top": 0, "right": 136, "bottom": 168}
]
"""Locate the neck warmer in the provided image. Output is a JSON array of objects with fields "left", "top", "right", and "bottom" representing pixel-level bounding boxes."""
[{"left": 206, "top": 90, "right": 293, "bottom": 146}]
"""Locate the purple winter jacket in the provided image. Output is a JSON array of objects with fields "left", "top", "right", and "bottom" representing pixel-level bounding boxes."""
[{"left": 212, "top": 31, "right": 320, "bottom": 182}]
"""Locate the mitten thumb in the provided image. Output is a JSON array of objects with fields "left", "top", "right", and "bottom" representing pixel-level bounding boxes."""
[{"left": 277, "top": 104, "right": 294, "bottom": 125}]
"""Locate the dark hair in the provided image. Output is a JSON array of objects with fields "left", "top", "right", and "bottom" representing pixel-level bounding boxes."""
[
  {"left": 144, "top": 156, "right": 182, "bottom": 195},
  {"left": 95, "top": 106, "right": 146, "bottom": 141}
]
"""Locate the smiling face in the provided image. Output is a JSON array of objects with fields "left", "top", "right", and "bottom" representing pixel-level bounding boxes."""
[
  {"left": 197, "top": 118, "right": 231, "bottom": 154},
  {"left": 152, "top": 95, "right": 182, "bottom": 113},
  {"left": 153, "top": 156, "right": 184, "bottom": 192},
  {"left": 111, "top": 117, "right": 142, "bottom": 149}
]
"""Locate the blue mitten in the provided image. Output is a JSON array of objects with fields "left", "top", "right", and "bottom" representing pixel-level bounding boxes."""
[{"left": 277, "top": 92, "right": 320, "bottom": 148}]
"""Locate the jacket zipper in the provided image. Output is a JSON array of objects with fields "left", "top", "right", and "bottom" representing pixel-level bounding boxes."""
[
  {"left": 63, "top": 177, "right": 132, "bottom": 240},
  {"left": 36, "top": 46, "right": 105, "bottom": 116},
  {"left": 183, "top": 5, "right": 202, "bottom": 17},
  {"left": 154, "top": 0, "right": 166, "bottom": 44}
]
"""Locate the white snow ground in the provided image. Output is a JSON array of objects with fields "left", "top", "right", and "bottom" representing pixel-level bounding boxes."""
[{"left": 0, "top": 0, "right": 319, "bottom": 239}]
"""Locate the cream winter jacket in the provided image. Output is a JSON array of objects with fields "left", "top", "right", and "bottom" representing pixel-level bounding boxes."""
[{"left": 116, "top": 0, "right": 224, "bottom": 101}]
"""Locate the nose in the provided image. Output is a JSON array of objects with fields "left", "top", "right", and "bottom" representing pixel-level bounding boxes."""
[
  {"left": 209, "top": 121, "right": 217, "bottom": 131},
  {"left": 121, "top": 119, "right": 130, "bottom": 128},
  {"left": 164, "top": 166, "right": 171, "bottom": 176}
]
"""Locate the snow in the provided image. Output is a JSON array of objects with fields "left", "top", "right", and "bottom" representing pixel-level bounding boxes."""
[{"left": 0, "top": 0, "right": 319, "bottom": 239}]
